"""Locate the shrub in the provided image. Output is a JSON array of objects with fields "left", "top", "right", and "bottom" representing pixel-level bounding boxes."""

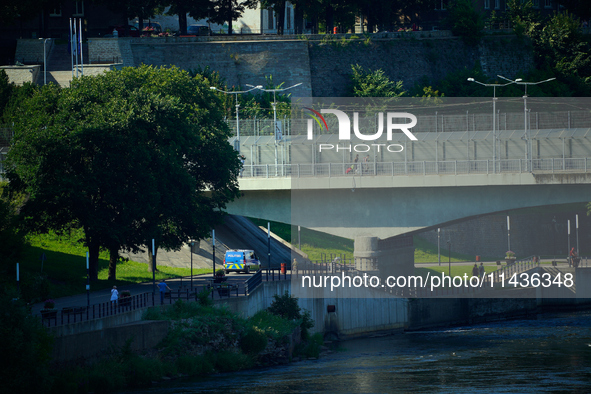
[
  {"left": 446, "top": 0, "right": 485, "bottom": 46},
  {"left": 348, "top": 64, "right": 405, "bottom": 97},
  {"left": 211, "top": 350, "right": 253, "bottom": 372},
  {"left": 196, "top": 287, "right": 213, "bottom": 306},
  {"left": 240, "top": 326, "right": 268, "bottom": 355},
  {"left": 176, "top": 354, "right": 214, "bottom": 376}
]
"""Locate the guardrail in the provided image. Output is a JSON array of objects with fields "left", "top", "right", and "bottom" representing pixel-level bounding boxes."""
[
  {"left": 41, "top": 292, "right": 153, "bottom": 327},
  {"left": 241, "top": 157, "right": 591, "bottom": 179}
]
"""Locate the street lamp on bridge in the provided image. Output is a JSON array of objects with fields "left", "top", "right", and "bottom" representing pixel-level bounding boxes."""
[
  {"left": 467, "top": 77, "right": 516, "bottom": 173},
  {"left": 210, "top": 85, "right": 262, "bottom": 153},
  {"left": 247, "top": 83, "right": 302, "bottom": 176},
  {"left": 498, "top": 75, "right": 556, "bottom": 172}
]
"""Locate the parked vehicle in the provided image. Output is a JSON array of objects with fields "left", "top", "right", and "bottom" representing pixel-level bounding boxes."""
[
  {"left": 106, "top": 25, "right": 140, "bottom": 37},
  {"left": 223, "top": 250, "right": 260, "bottom": 274},
  {"left": 186, "top": 24, "right": 211, "bottom": 36}
]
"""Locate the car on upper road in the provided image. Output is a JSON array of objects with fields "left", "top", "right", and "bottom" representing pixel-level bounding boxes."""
[{"left": 186, "top": 24, "right": 211, "bottom": 36}]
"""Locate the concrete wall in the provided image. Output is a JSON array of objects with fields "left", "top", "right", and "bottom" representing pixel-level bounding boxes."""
[
  {"left": 407, "top": 296, "right": 539, "bottom": 330},
  {"left": 0, "top": 65, "right": 40, "bottom": 85},
  {"left": 51, "top": 320, "right": 169, "bottom": 363},
  {"left": 87, "top": 38, "right": 134, "bottom": 66},
  {"left": 127, "top": 38, "right": 314, "bottom": 97},
  {"left": 76, "top": 34, "right": 531, "bottom": 99},
  {"left": 308, "top": 35, "right": 533, "bottom": 97},
  {"left": 218, "top": 280, "right": 408, "bottom": 338},
  {"left": 419, "top": 206, "right": 591, "bottom": 259}
]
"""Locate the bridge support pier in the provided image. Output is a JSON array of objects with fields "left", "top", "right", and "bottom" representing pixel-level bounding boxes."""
[{"left": 354, "top": 236, "right": 415, "bottom": 278}]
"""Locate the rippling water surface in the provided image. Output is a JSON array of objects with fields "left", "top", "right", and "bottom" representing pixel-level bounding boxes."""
[{"left": 128, "top": 312, "right": 591, "bottom": 393}]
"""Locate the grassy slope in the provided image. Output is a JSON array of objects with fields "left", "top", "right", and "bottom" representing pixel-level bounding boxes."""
[{"left": 21, "top": 229, "right": 209, "bottom": 299}]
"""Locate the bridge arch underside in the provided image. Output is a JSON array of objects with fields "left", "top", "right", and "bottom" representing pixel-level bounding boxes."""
[{"left": 227, "top": 183, "right": 591, "bottom": 239}]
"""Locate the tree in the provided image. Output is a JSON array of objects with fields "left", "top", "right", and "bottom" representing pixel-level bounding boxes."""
[
  {"left": 261, "top": 0, "right": 287, "bottom": 35},
  {"left": 167, "top": 0, "right": 211, "bottom": 35},
  {"left": 95, "top": 0, "right": 165, "bottom": 31},
  {"left": 0, "top": 295, "right": 53, "bottom": 394},
  {"left": 207, "top": 0, "right": 257, "bottom": 35},
  {"left": 6, "top": 66, "right": 241, "bottom": 280},
  {"left": 348, "top": 64, "right": 405, "bottom": 97},
  {"left": 446, "top": 0, "right": 485, "bottom": 46}
]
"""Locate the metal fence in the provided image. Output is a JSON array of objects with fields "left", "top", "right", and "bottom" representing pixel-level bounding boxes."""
[
  {"left": 240, "top": 157, "right": 591, "bottom": 178},
  {"left": 227, "top": 110, "right": 591, "bottom": 138},
  {"left": 292, "top": 256, "right": 587, "bottom": 298}
]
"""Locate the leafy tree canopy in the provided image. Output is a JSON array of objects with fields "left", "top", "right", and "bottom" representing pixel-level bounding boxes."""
[
  {"left": 348, "top": 64, "right": 405, "bottom": 97},
  {"left": 6, "top": 65, "right": 240, "bottom": 280}
]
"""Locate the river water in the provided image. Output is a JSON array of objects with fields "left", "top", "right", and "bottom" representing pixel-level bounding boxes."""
[{"left": 129, "top": 311, "right": 591, "bottom": 393}]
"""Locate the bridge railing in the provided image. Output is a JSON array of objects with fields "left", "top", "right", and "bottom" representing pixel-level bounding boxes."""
[{"left": 242, "top": 157, "right": 591, "bottom": 179}]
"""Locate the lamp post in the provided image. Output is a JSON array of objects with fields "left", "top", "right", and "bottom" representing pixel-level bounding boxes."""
[
  {"left": 247, "top": 83, "right": 302, "bottom": 176},
  {"left": 576, "top": 214, "right": 579, "bottom": 256},
  {"left": 498, "top": 75, "right": 555, "bottom": 172},
  {"left": 507, "top": 215, "right": 511, "bottom": 252},
  {"left": 467, "top": 78, "right": 516, "bottom": 173},
  {"left": 437, "top": 228, "right": 441, "bottom": 266},
  {"left": 447, "top": 239, "right": 451, "bottom": 277},
  {"left": 40, "top": 38, "right": 52, "bottom": 85},
  {"left": 210, "top": 86, "right": 262, "bottom": 153},
  {"left": 190, "top": 241, "right": 194, "bottom": 289}
]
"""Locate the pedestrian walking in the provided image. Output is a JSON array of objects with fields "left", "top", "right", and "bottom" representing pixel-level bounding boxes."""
[
  {"left": 157, "top": 280, "right": 172, "bottom": 305},
  {"left": 479, "top": 262, "right": 485, "bottom": 278},
  {"left": 472, "top": 263, "right": 479, "bottom": 277},
  {"left": 239, "top": 155, "right": 245, "bottom": 177},
  {"left": 110, "top": 286, "right": 119, "bottom": 305}
]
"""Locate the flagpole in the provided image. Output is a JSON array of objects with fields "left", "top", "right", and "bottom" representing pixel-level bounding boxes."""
[
  {"left": 74, "top": 19, "right": 78, "bottom": 77},
  {"left": 79, "top": 18, "right": 84, "bottom": 76},
  {"left": 70, "top": 19, "right": 74, "bottom": 79}
]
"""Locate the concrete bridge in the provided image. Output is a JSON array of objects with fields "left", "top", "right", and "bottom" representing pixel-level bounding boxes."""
[{"left": 223, "top": 105, "right": 591, "bottom": 275}]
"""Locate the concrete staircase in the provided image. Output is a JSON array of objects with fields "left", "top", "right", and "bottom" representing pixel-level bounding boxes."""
[{"left": 38, "top": 42, "right": 89, "bottom": 87}]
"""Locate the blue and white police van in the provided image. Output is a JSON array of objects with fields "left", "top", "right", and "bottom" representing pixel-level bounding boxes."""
[{"left": 223, "top": 249, "right": 260, "bottom": 274}]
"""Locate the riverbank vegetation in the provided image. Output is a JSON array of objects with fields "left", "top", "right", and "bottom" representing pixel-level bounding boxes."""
[{"left": 48, "top": 292, "right": 319, "bottom": 393}]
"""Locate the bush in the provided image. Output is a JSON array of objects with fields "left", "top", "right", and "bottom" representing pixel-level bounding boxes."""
[
  {"left": 446, "top": 0, "right": 485, "bottom": 46},
  {"left": 348, "top": 64, "right": 405, "bottom": 97},
  {"left": 267, "top": 291, "right": 315, "bottom": 339},
  {"left": 176, "top": 354, "right": 214, "bottom": 376},
  {"left": 211, "top": 350, "right": 253, "bottom": 372},
  {"left": 240, "top": 326, "right": 268, "bottom": 355},
  {"left": 1, "top": 295, "right": 54, "bottom": 394},
  {"left": 268, "top": 291, "right": 301, "bottom": 320},
  {"left": 196, "top": 287, "right": 213, "bottom": 307}
]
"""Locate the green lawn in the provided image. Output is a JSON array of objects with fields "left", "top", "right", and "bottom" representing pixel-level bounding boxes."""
[
  {"left": 415, "top": 264, "right": 497, "bottom": 279},
  {"left": 248, "top": 218, "right": 484, "bottom": 264},
  {"left": 20, "top": 230, "right": 210, "bottom": 299}
]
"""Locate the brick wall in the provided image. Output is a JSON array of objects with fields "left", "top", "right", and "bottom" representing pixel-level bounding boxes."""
[
  {"left": 18, "top": 34, "right": 533, "bottom": 98},
  {"left": 127, "top": 38, "right": 314, "bottom": 96}
]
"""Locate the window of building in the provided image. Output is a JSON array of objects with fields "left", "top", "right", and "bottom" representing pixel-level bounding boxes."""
[
  {"left": 287, "top": 7, "right": 291, "bottom": 30},
  {"left": 544, "top": 0, "right": 551, "bottom": 8},
  {"left": 49, "top": 7, "right": 62, "bottom": 17},
  {"left": 484, "top": 0, "right": 490, "bottom": 9},
  {"left": 268, "top": 9, "right": 274, "bottom": 30},
  {"left": 532, "top": 0, "right": 539, "bottom": 8},
  {"left": 495, "top": 0, "right": 500, "bottom": 9},
  {"left": 73, "top": 1, "right": 84, "bottom": 16}
]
